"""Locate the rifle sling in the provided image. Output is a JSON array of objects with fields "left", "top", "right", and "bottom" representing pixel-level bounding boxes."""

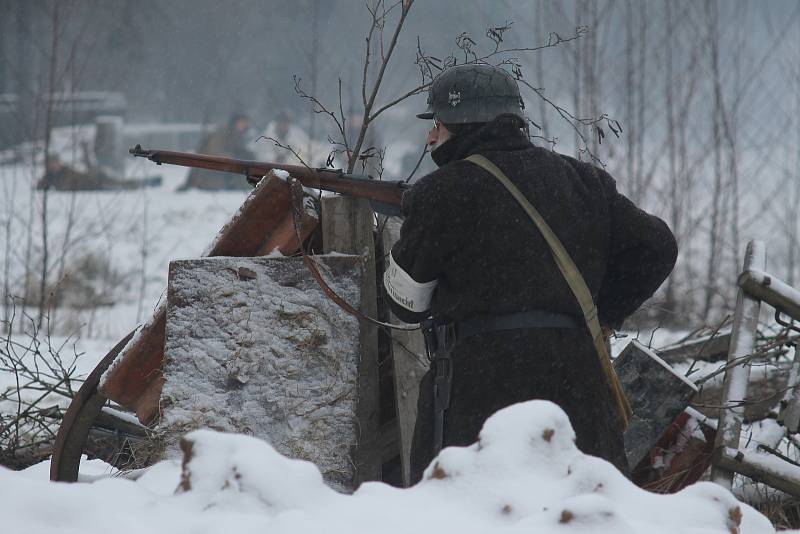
[
  {"left": 287, "top": 178, "right": 419, "bottom": 332},
  {"left": 464, "top": 154, "right": 632, "bottom": 430}
]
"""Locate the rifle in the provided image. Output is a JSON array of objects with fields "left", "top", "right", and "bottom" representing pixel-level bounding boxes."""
[{"left": 129, "top": 145, "right": 409, "bottom": 215}]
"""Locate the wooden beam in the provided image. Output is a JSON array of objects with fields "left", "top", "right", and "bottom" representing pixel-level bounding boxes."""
[
  {"left": 717, "top": 447, "right": 800, "bottom": 498},
  {"left": 381, "top": 216, "right": 428, "bottom": 487},
  {"left": 711, "top": 240, "right": 766, "bottom": 489},
  {"left": 738, "top": 269, "right": 800, "bottom": 322},
  {"left": 656, "top": 332, "right": 731, "bottom": 364},
  {"left": 779, "top": 349, "right": 800, "bottom": 432},
  {"left": 321, "top": 196, "right": 382, "bottom": 485}
]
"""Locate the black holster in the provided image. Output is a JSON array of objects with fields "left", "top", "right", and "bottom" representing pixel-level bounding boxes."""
[{"left": 421, "top": 319, "right": 456, "bottom": 455}]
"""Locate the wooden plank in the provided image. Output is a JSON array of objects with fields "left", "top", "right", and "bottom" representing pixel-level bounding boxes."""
[
  {"left": 711, "top": 240, "right": 766, "bottom": 489},
  {"left": 614, "top": 340, "right": 698, "bottom": 469},
  {"left": 739, "top": 269, "right": 800, "bottom": 322},
  {"left": 381, "top": 216, "right": 428, "bottom": 487},
  {"left": 321, "top": 196, "right": 381, "bottom": 485},
  {"left": 378, "top": 419, "right": 401, "bottom": 464},
  {"left": 717, "top": 447, "right": 800, "bottom": 498},
  {"left": 656, "top": 332, "right": 731, "bottom": 364},
  {"left": 99, "top": 174, "right": 319, "bottom": 423},
  {"left": 778, "top": 348, "right": 800, "bottom": 432}
]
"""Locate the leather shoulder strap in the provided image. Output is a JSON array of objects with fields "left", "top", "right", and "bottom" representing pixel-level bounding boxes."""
[{"left": 465, "top": 153, "right": 632, "bottom": 428}]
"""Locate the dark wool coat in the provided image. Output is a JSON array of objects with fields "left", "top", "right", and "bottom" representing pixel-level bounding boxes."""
[{"left": 387, "top": 115, "right": 678, "bottom": 483}]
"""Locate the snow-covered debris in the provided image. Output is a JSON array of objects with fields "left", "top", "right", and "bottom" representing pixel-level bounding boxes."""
[
  {"left": 158, "top": 256, "right": 363, "bottom": 490},
  {"left": 0, "top": 400, "right": 775, "bottom": 533},
  {"left": 271, "top": 168, "right": 290, "bottom": 181},
  {"left": 614, "top": 340, "right": 699, "bottom": 468}
]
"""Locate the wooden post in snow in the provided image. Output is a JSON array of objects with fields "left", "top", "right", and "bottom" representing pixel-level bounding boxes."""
[
  {"left": 321, "top": 196, "right": 382, "bottom": 485},
  {"left": 94, "top": 115, "right": 124, "bottom": 172},
  {"left": 711, "top": 240, "right": 766, "bottom": 489},
  {"left": 738, "top": 268, "right": 800, "bottom": 431},
  {"left": 381, "top": 216, "right": 428, "bottom": 487}
]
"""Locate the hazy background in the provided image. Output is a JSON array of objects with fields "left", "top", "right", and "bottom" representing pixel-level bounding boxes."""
[{"left": 1, "top": 0, "right": 799, "bottom": 330}]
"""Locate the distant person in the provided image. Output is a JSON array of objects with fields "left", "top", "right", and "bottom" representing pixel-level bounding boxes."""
[
  {"left": 178, "top": 113, "right": 256, "bottom": 191},
  {"left": 250, "top": 111, "right": 325, "bottom": 166},
  {"left": 37, "top": 155, "right": 161, "bottom": 191},
  {"left": 345, "top": 110, "right": 383, "bottom": 177}
]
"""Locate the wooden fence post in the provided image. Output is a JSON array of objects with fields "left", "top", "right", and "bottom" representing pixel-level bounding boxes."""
[
  {"left": 711, "top": 240, "right": 766, "bottom": 489},
  {"left": 321, "top": 196, "right": 381, "bottom": 485},
  {"left": 381, "top": 217, "right": 428, "bottom": 487},
  {"left": 94, "top": 115, "right": 124, "bottom": 172}
]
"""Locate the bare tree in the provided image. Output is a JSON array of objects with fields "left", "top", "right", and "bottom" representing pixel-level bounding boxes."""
[
  {"left": 305, "top": 0, "right": 322, "bottom": 166},
  {"left": 702, "top": 0, "right": 724, "bottom": 322},
  {"left": 790, "top": 72, "right": 800, "bottom": 286},
  {"left": 0, "top": 300, "right": 80, "bottom": 468},
  {"left": 36, "top": 1, "right": 62, "bottom": 330}
]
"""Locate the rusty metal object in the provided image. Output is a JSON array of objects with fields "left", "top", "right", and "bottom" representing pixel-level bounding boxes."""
[
  {"left": 52, "top": 175, "right": 320, "bottom": 481},
  {"left": 50, "top": 330, "right": 136, "bottom": 482}
]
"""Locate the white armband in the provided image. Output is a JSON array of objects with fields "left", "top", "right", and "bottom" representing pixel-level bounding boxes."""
[{"left": 383, "top": 252, "right": 438, "bottom": 313}]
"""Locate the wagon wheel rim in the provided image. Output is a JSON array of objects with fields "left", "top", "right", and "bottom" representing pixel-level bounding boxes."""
[{"left": 50, "top": 330, "right": 136, "bottom": 482}]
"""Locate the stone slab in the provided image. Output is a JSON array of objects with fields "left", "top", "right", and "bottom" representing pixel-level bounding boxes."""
[{"left": 160, "top": 255, "right": 363, "bottom": 491}]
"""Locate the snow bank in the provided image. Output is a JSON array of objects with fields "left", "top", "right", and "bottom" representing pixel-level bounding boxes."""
[{"left": 0, "top": 400, "right": 776, "bottom": 533}]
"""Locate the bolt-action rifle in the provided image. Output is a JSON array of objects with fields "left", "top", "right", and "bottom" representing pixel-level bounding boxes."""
[{"left": 129, "top": 145, "right": 409, "bottom": 215}]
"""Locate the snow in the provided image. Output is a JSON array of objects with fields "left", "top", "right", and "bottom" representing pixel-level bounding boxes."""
[
  {"left": 272, "top": 168, "right": 290, "bottom": 180},
  {"left": 1, "top": 125, "right": 248, "bottom": 340},
  {"left": 0, "top": 400, "right": 777, "bottom": 533},
  {"left": 724, "top": 446, "right": 800, "bottom": 488}
]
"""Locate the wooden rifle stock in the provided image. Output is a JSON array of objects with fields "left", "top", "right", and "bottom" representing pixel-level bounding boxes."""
[{"left": 128, "top": 145, "right": 408, "bottom": 211}]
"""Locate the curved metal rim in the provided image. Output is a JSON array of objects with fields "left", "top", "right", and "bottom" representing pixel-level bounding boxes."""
[{"left": 50, "top": 330, "right": 136, "bottom": 482}]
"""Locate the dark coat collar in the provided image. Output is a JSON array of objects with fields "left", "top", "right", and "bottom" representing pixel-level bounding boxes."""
[{"left": 431, "top": 115, "right": 532, "bottom": 167}]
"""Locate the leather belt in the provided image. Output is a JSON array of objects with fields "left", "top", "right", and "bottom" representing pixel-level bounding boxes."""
[{"left": 421, "top": 309, "right": 582, "bottom": 455}]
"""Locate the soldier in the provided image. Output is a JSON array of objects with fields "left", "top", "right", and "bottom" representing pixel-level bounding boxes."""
[
  {"left": 178, "top": 113, "right": 255, "bottom": 191},
  {"left": 38, "top": 154, "right": 161, "bottom": 191},
  {"left": 249, "top": 110, "right": 328, "bottom": 167},
  {"left": 383, "top": 64, "right": 678, "bottom": 482}
]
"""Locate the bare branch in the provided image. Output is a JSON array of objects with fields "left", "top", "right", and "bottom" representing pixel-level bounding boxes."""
[
  {"left": 293, "top": 75, "right": 345, "bottom": 141},
  {"left": 403, "top": 143, "right": 429, "bottom": 183},
  {"left": 255, "top": 135, "right": 312, "bottom": 170},
  {"left": 348, "top": 0, "right": 414, "bottom": 173},
  {"left": 369, "top": 82, "right": 430, "bottom": 122}
]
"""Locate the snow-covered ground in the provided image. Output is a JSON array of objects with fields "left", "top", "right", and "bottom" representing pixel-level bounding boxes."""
[
  {"left": 1, "top": 124, "right": 249, "bottom": 341},
  {"left": 0, "top": 125, "right": 250, "bottom": 465},
  {"left": 0, "top": 400, "right": 779, "bottom": 533}
]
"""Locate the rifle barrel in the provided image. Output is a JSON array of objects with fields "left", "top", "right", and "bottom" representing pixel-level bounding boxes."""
[{"left": 129, "top": 145, "right": 408, "bottom": 207}]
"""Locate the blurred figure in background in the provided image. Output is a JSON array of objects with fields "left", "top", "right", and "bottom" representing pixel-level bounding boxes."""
[
  {"left": 250, "top": 110, "right": 326, "bottom": 167},
  {"left": 178, "top": 112, "right": 255, "bottom": 191},
  {"left": 38, "top": 154, "right": 161, "bottom": 191}
]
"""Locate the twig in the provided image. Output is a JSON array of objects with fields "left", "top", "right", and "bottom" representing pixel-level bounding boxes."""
[{"left": 256, "top": 135, "right": 312, "bottom": 171}]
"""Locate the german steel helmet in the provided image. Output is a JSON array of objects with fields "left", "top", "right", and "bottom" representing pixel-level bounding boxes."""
[{"left": 417, "top": 63, "right": 525, "bottom": 124}]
